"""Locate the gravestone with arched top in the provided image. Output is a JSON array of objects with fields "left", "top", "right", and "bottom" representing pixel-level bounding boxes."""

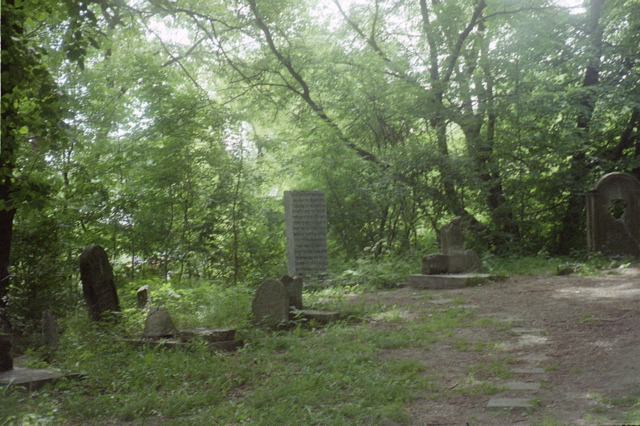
[{"left": 586, "top": 172, "right": 640, "bottom": 257}]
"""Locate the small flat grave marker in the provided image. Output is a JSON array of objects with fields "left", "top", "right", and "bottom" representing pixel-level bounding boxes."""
[{"left": 487, "top": 397, "right": 533, "bottom": 409}]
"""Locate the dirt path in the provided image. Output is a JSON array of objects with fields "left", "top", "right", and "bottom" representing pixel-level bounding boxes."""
[{"left": 361, "top": 268, "right": 640, "bottom": 425}]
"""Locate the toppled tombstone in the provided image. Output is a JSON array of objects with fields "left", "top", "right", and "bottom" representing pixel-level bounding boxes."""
[
  {"left": 410, "top": 217, "right": 489, "bottom": 289},
  {"left": 280, "top": 275, "right": 303, "bottom": 310},
  {"left": 143, "top": 306, "right": 179, "bottom": 338},
  {"left": 180, "top": 328, "right": 243, "bottom": 351},
  {"left": 79, "top": 245, "right": 121, "bottom": 322},
  {"left": 587, "top": 172, "right": 640, "bottom": 257},
  {"left": 252, "top": 279, "right": 289, "bottom": 326},
  {"left": 136, "top": 285, "right": 152, "bottom": 310}
]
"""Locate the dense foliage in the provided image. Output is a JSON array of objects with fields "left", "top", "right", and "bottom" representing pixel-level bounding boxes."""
[{"left": 1, "top": 0, "right": 639, "bottom": 330}]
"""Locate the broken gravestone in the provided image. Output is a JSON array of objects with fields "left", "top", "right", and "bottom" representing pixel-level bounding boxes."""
[
  {"left": 143, "top": 306, "right": 179, "bottom": 338},
  {"left": 587, "top": 172, "right": 640, "bottom": 257},
  {"left": 280, "top": 275, "right": 303, "bottom": 310},
  {"left": 136, "top": 285, "right": 152, "bottom": 310},
  {"left": 422, "top": 217, "right": 483, "bottom": 274},
  {"left": 79, "top": 245, "right": 121, "bottom": 322},
  {"left": 410, "top": 217, "right": 489, "bottom": 289},
  {"left": 252, "top": 279, "right": 289, "bottom": 326}
]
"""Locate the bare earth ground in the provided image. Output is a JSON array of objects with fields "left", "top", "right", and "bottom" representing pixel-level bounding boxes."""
[{"left": 358, "top": 268, "right": 640, "bottom": 425}]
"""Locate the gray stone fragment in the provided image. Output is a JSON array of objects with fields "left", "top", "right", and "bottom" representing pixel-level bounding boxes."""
[
  {"left": 487, "top": 397, "right": 533, "bottom": 409},
  {"left": 136, "top": 285, "right": 151, "bottom": 310},
  {"left": 280, "top": 275, "right": 303, "bottom": 310},
  {"left": 252, "top": 279, "right": 289, "bottom": 326},
  {"left": 143, "top": 306, "right": 178, "bottom": 338},
  {"left": 421, "top": 253, "right": 448, "bottom": 275},
  {"left": 505, "top": 381, "right": 541, "bottom": 390},
  {"left": 512, "top": 367, "right": 546, "bottom": 374}
]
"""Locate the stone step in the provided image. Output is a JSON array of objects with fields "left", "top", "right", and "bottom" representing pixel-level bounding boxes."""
[
  {"left": 0, "top": 368, "right": 85, "bottom": 391},
  {"left": 487, "top": 397, "right": 533, "bottom": 409},
  {"left": 512, "top": 367, "right": 546, "bottom": 374},
  {"left": 505, "top": 381, "right": 541, "bottom": 391},
  {"left": 408, "top": 274, "right": 491, "bottom": 290}
]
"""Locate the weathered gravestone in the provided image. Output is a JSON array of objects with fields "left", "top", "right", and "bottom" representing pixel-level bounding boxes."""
[
  {"left": 587, "top": 172, "right": 640, "bottom": 257},
  {"left": 410, "top": 217, "right": 488, "bottom": 289},
  {"left": 143, "top": 306, "right": 179, "bottom": 338},
  {"left": 280, "top": 275, "right": 303, "bottom": 310},
  {"left": 0, "top": 332, "right": 12, "bottom": 372},
  {"left": 79, "top": 245, "right": 121, "bottom": 322},
  {"left": 136, "top": 285, "right": 152, "bottom": 310},
  {"left": 252, "top": 279, "right": 289, "bottom": 326},
  {"left": 284, "top": 191, "right": 329, "bottom": 277},
  {"left": 42, "top": 310, "right": 59, "bottom": 359},
  {"left": 421, "top": 217, "right": 483, "bottom": 275}
]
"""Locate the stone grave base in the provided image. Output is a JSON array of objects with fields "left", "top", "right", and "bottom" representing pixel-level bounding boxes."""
[
  {"left": 0, "top": 368, "right": 85, "bottom": 391},
  {"left": 123, "top": 327, "right": 243, "bottom": 351},
  {"left": 294, "top": 309, "right": 341, "bottom": 324},
  {"left": 408, "top": 273, "right": 491, "bottom": 290}
]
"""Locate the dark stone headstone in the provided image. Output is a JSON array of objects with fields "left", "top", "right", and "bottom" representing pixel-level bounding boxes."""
[
  {"left": 280, "top": 275, "right": 303, "bottom": 310},
  {"left": 79, "top": 245, "right": 120, "bottom": 322},
  {"left": 42, "top": 310, "right": 59, "bottom": 355},
  {"left": 252, "top": 279, "right": 289, "bottom": 326},
  {"left": 136, "top": 285, "right": 151, "bottom": 309},
  {"left": 0, "top": 332, "right": 12, "bottom": 372},
  {"left": 587, "top": 172, "right": 640, "bottom": 257},
  {"left": 284, "top": 191, "right": 329, "bottom": 277},
  {"left": 143, "top": 306, "right": 178, "bottom": 338}
]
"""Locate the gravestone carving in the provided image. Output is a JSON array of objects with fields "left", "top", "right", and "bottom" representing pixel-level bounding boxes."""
[
  {"left": 422, "top": 217, "right": 482, "bottom": 274},
  {"left": 252, "top": 279, "right": 289, "bottom": 326},
  {"left": 284, "top": 191, "right": 329, "bottom": 277},
  {"left": 587, "top": 172, "right": 640, "bottom": 257},
  {"left": 143, "top": 306, "right": 178, "bottom": 338},
  {"left": 79, "top": 245, "right": 121, "bottom": 322}
]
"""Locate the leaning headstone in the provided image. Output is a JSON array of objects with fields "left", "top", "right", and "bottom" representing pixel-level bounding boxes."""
[
  {"left": 280, "top": 275, "right": 303, "bottom": 310},
  {"left": 143, "top": 306, "right": 178, "bottom": 338},
  {"left": 284, "top": 190, "right": 329, "bottom": 277},
  {"left": 79, "top": 245, "right": 120, "bottom": 322},
  {"left": 252, "top": 279, "right": 289, "bottom": 326},
  {"left": 42, "top": 310, "right": 59, "bottom": 358},
  {"left": 587, "top": 172, "right": 640, "bottom": 257},
  {"left": 136, "top": 285, "right": 151, "bottom": 309}
]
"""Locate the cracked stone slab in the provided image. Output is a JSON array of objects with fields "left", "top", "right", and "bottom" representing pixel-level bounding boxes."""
[
  {"left": 512, "top": 367, "right": 546, "bottom": 374},
  {"left": 487, "top": 397, "right": 533, "bottom": 409},
  {"left": 511, "top": 327, "right": 546, "bottom": 334},
  {"left": 505, "top": 381, "right": 541, "bottom": 390}
]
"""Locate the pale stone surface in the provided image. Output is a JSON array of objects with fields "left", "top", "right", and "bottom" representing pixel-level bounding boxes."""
[
  {"left": 511, "top": 327, "right": 546, "bottom": 334},
  {"left": 284, "top": 191, "right": 329, "bottom": 277},
  {"left": 252, "top": 279, "right": 289, "bottom": 326},
  {"left": 441, "top": 217, "right": 465, "bottom": 255},
  {"left": 487, "top": 397, "right": 532, "bottom": 409},
  {"left": 408, "top": 274, "right": 490, "bottom": 290},
  {"left": 0, "top": 368, "right": 68, "bottom": 390},
  {"left": 505, "top": 381, "right": 541, "bottom": 390},
  {"left": 79, "top": 245, "right": 120, "bottom": 322},
  {"left": 143, "top": 306, "right": 178, "bottom": 338},
  {"left": 298, "top": 309, "right": 341, "bottom": 324},
  {"left": 587, "top": 172, "right": 640, "bottom": 257},
  {"left": 512, "top": 367, "right": 546, "bottom": 374}
]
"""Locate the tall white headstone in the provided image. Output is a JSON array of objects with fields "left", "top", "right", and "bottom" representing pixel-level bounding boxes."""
[{"left": 284, "top": 191, "right": 329, "bottom": 277}]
